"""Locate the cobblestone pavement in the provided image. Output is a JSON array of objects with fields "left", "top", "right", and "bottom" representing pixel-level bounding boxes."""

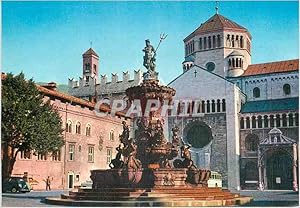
[
  {"left": 2, "top": 190, "right": 68, "bottom": 207},
  {"left": 2, "top": 189, "right": 299, "bottom": 207},
  {"left": 236, "top": 190, "right": 299, "bottom": 206}
]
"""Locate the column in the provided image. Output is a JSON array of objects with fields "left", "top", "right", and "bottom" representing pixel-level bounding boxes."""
[
  {"left": 258, "top": 148, "right": 264, "bottom": 191},
  {"left": 293, "top": 143, "right": 298, "bottom": 191}
]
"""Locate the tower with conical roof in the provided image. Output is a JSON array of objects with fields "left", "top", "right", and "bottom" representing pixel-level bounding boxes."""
[
  {"left": 82, "top": 48, "right": 99, "bottom": 82},
  {"left": 183, "top": 11, "right": 251, "bottom": 77}
]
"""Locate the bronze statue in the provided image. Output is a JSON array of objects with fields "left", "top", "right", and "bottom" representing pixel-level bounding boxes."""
[
  {"left": 171, "top": 126, "right": 180, "bottom": 145},
  {"left": 109, "top": 145, "right": 124, "bottom": 169},
  {"left": 143, "top": 39, "right": 156, "bottom": 73}
]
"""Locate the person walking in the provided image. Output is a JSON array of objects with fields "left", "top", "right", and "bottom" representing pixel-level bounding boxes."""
[{"left": 46, "top": 176, "right": 51, "bottom": 191}]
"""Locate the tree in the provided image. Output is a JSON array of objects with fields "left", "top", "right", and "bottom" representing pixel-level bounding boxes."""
[{"left": 2, "top": 73, "right": 64, "bottom": 178}]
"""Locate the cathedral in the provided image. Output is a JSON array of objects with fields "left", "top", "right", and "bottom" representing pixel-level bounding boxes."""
[{"left": 68, "top": 11, "right": 298, "bottom": 191}]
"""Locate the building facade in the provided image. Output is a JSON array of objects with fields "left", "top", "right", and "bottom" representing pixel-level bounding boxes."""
[
  {"left": 11, "top": 83, "right": 131, "bottom": 190},
  {"left": 168, "top": 12, "right": 298, "bottom": 191}
]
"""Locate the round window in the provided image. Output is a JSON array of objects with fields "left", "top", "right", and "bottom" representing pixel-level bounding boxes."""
[
  {"left": 206, "top": 62, "right": 215, "bottom": 72},
  {"left": 186, "top": 122, "right": 213, "bottom": 148}
]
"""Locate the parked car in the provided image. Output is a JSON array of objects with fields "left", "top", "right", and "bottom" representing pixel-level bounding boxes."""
[
  {"left": 80, "top": 180, "right": 93, "bottom": 189},
  {"left": 2, "top": 177, "right": 31, "bottom": 193}
]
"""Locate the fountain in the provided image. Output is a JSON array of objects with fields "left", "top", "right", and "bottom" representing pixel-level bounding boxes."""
[{"left": 45, "top": 38, "right": 252, "bottom": 206}]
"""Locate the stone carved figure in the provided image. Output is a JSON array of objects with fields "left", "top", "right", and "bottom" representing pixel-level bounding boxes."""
[
  {"left": 120, "top": 121, "right": 130, "bottom": 145},
  {"left": 143, "top": 39, "right": 156, "bottom": 74},
  {"left": 163, "top": 173, "right": 175, "bottom": 186},
  {"left": 181, "top": 145, "right": 197, "bottom": 170},
  {"left": 109, "top": 145, "right": 124, "bottom": 169},
  {"left": 171, "top": 126, "right": 181, "bottom": 145}
]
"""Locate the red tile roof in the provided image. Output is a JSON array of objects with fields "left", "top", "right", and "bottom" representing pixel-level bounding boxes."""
[
  {"left": 82, "top": 48, "right": 99, "bottom": 57},
  {"left": 242, "top": 59, "right": 299, "bottom": 77},
  {"left": 184, "top": 14, "right": 250, "bottom": 42}
]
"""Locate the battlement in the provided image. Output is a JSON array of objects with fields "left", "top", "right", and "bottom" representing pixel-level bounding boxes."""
[{"left": 68, "top": 70, "right": 143, "bottom": 98}]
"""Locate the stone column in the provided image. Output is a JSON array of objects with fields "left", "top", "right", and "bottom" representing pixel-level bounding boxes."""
[
  {"left": 292, "top": 143, "right": 298, "bottom": 191},
  {"left": 258, "top": 148, "right": 264, "bottom": 191}
]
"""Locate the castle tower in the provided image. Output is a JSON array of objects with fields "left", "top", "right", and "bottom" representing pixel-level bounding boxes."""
[
  {"left": 183, "top": 12, "right": 251, "bottom": 77},
  {"left": 82, "top": 48, "right": 99, "bottom": 82}
]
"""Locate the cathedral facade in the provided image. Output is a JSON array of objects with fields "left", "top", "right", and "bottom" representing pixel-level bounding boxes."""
[{"left": 168, "top": 12, "right": 298, "bottom": 191}]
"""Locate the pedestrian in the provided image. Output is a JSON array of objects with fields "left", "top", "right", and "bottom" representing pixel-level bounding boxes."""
[{"left": 46, "top": 176, "right": 51, "bottom": 191}]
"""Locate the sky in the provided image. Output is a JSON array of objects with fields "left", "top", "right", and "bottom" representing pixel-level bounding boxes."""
[{"left": 2, "top": 1, "right": 299, "bottom": 85}]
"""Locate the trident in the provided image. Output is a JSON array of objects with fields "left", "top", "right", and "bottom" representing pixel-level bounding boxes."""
[{"left": 155, "top": 33, "right": 168, "bottom": 53}]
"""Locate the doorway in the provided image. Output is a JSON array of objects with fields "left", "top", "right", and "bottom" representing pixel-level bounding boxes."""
[
  {"left": 68, "top": 173, "right": 74, "bottom": 189},
  {"left": 266, "top": 150, "right": 293, "bottom": 190}
]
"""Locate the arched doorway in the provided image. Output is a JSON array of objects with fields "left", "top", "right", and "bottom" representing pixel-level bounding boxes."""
[{"left": 266, "top": 150, "right": 293, "bottom": 190}]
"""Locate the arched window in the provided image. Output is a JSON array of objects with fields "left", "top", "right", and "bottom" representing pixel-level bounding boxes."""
[
  {"left": 232, "top": 58, "right": 235, "bottom": 67},
  {"left": 76, "top": 122, "right": 81, "bottom": 134},
  {"left": 222, "top": 99, "right": 226, "bottom": 111},
  {"left": 204, "top": 37, "right": 207, "bottom": 49},
  {"left": 283, "top": 84, "right": 291, "bottom": 95},
  {"left": 86, "top": 124, "right": 91, "bottom": 136},
  {"left": 228, "top": 59, "right": 231, "bottom": 67},
  {"left": 208, "top": 36, "right": 212, "bottom": 49},
  {"left": 217, "top": 35, "right": 221, "bottom": 47},
  {"left": 246, "top": 117, "right": 250, "bottom": 129},
  {"left": 253, "top": 87, "right": 260, "bottom": 98},
  {"left": 217, "top": 99, "right": 221, "bottom": 112},
  {"left": 295, "top": 113, "right": 299, "bottom": 126},
  {"left": 226, "top": 34, "right": 230, "bottom": 46},
  {"left": 236, "top": 58, "right": 239, "bottom": 67},
  {"left": 276, "top": 114, "right": 281, "bottom": 127},
  {"left": 109, "top": 130, "right": 114, "bottom": 141},
  {"left": 206, "top": 100, "right": 210, "bottom": 113},
  {"left": 257, "top": 116, "right": 262, "bottom": 128},
  {"left": 199, "top": 38, "right": 202, "bottom": 50},
  {"left": 211, "top": 100, "right": 215, "bottom": 112},
  {"left": 270, "top": 115, "right": 275, "bottom": 127},
  {"left": 240, "top": 36, "right": 244, "bottom": 48},
  {"left": 288, "top": 113, "right": 294, "bottom": 126},
  {"left": 239, "top": 59, "right": 242, "bottom": 67},
  {"left": 231, "top": 35, "right": 235, "bottom": 47},
  {"left": 264, "top": 115, "right": 269, "bottom": 128},
  {"left": 240, "top": 117, "right": 245, "bottom": 129},
  {"left": 245, "top": 134, "right": 259, "bottom": 152},
  {"left": 282, "top": 114, "right": 287, "bottom": 127},
  {"left": 212, "top": 36, "right": 216, "bottom": 48},
  {"left": 251, "top": 116, "right": 256, "bottom": 128},
  {"left": 66, "top": 120, "right": 72, "bottom": 133},
  {"left": 201, "top": 100, "right": 206, "bottom": 113}
]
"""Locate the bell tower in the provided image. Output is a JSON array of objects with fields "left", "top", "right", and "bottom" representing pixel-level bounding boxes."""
[{"left": 82, "top": 48, "right": 99, "bottom": 82}]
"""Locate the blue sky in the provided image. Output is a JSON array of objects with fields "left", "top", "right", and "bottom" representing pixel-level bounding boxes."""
[{"left": 2, "top": 1, "right": 299, "bottom": 85}]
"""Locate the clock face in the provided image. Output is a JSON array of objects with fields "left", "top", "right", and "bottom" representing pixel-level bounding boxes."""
[{"left": 206, "top": 62, "right": 215, "bottom": 72}]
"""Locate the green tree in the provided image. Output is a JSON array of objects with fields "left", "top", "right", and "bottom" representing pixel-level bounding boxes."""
[{"left": 2, "top": 73, "right": 64, "bottom": 178}]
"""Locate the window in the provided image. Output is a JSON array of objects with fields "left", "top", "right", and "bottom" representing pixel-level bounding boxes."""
[
  {"left": 212, "top": 36, "right": 216, "bottom": 48},
  {"left": 52, "top": 150, "right": 61, "bottom": 161},
  {"left": 201, "top": 100, "right": 205, "bottom": 113},
  {"left": 76, "top": 122, "right": 81, "bottom": 134},
  {"left": 206, "top": 62, "right": 215, "bottom": 72},
  {"left": 88, "top": 146, "right": 94, "bottom": 162},
  {"left": 109, "top": 130, "right": 114, "bottom": 141},
  {"left": 264, "top": 115, "right": 269, "bottom": 128},
  {"left": 282, "top": 114, "right": 287, "bottom": 127},
  {"left": 85, "top": 63, "right": 91, "bottom": 73},
  {"left": 288, "top": 113, "right": 294, "bottom": 126},
  {"left": 245, "top": 134, "right": 259, "bottom": 152},
  {"left": 38, "top": 152, "right": 47, "bottom": 160},
  {"left": 270, "top": 115, "right": 275, "bottom": 127},
  {"left": 240, "top": 118, "right": 245, "bottom": 129},
  {"left": 211, "top": 100, "right": 215, "bottom": 112},
  {"left": 231, "top": 35, "right": 235, "bottom": 47},
  {"left": 20, "top": 150, "right": 31, "bottom": 159},
  {"left": 251, "top": 116, "right": 256, "bottom": 128},
  {"left": 222, "top": 99, "right": 226, "bottom": 111},
  {"left": 206, "top": 100, "right": 210, "bottom": 113},
  {"left": 106, "top": 148, "right": 112, "bottom": 164},
  {"left": 199, "top": 38, "right": 202, "bottom": 50},
  {"left": 295, "top": 113, "right": 299, "bottom": 126},
  {"left": 283, "top": 84, "right": 291, "bottom": 95},
  {"left": 204, "top": 37, "right": 207, "bottom": 49},
  {"left": 216, "top": 99, "right": 221, "bottom": 112},
  {"left": 86, "top": 124, "right": 91, "bottom": 136},
  {"left": 257, "top": 116, "right": 263, "bottom": 128},
  {"left": 276, "top": 114, "right": 281, "bottom": 127},
  {"left": 246, "top": 117, "right": 250, "bottom": 129},
  {"left": 217, "top": 35, "right": 221, "bottom": 47},
  {"left": 253, "top": 87, "right": 260, "bottom": 98},
  {"left": 93, "top": 64, "right": 97, "bottom": 72},
  {"left": 69, "top": 144, "right": 75, "bottom": 161},
  {"left": 208, "top": 36, "right": 211, "bottom": 49},
  {"left": 66, "top": 120, "right": 72, "bottom": 133},
  {"left": 240, "top": 36, "right": 244, "bottom": 48}
]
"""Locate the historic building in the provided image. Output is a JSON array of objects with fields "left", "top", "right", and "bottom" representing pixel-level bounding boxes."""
[
  {"left": 10, "top": 81, "right": 131, "bottom": 190},
  {"left": 68, "top": 48, "right": 143, "bottom": 101},
  {"left": 168, "top": 11, "right": 299, "bottom": 191}
]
